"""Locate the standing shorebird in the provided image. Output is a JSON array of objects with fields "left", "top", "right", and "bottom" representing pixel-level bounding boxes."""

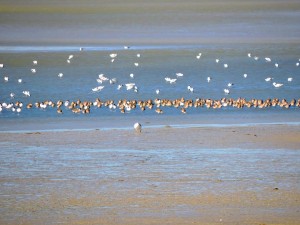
[{"left": 134, "top": 122, "right": 142, "bottom": 133}]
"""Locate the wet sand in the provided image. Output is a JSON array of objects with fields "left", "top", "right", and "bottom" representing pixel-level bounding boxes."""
[{"left": 0, "top": 122, "right": 300, "bottom": 225}]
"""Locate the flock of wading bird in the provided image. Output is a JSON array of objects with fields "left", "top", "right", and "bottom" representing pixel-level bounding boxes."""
[
  {"left": 0, "top": 47, "right": 300, "bottom": 115},
  {"left": 1, "top": 97, "right": 300, "bottom": 115}
]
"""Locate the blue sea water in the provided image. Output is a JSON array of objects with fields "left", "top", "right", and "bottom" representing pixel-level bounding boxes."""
[{"left": 0, "top": 43, "right": 299, "bottom": 122}]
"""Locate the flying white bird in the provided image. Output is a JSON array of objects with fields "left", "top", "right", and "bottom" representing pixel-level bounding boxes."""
[
  {"left": 243, "top": 74, "right": 247, "bottom": 78},
  {"left": 23, "top": 90, "right": 31, "bottom": 97},
  {"left": 98, "top": 74, "right": 109, "bottom": 81},
  {"left": 134, "top": 62, "right": 139, "bottom": 67},
  {"left": 4, "top": 76, "right": 8, "bottom": 82},
  {"left": 207, "top": 76, "right": 211, "bottom": 82},
  {"left": 187, "top": 86, "right": 194, "bottom": 93},
  {"left": 176, "top": 73, "right": 183, "bottom": 77},
  {"left": 92, "top": 86, "right": 104, "bottom": 92},
  {"left": 58, "top": 73, "right": 63, "bottom": 78},
  {"left": 125, "top": 83, "right": 135, "bottom": 90},
  {"left": 273, "top": 82, "right": 283, "bottom": 88},
  {"left": 137, "top": 53, "right": 141, "bottom": 58},
  {"left": 275, "top": 63, "right": 279, "bottom": 68},
  {"left": 156, "top": 89, "right": 160, "bottom": 94},
  {"left": 165, "top": 77, "right": 177, "bottom": 84},
  {"left": 31, "top": 68, "right": 36, "bottom": 73},
  {"left": 247, "top": 53, "right": 251, "bottom": 58},
  {"left": 265, "top": 57, "right": 271, "bottom": 62},
  {"left": 224, "top": 89, "right": 230, "bottom": 94},
  {"left": 18, "top": 78, "right": 22, "bottom": 83},
  {"left": 33, "top": 60, "right": 38, "bottom": 65},
  {"left": 117, "top": 84, "right": 123, "bottom": 90},
  {"left": 215, "top": 59, "right": 219, "bottom": 63},
  {"left": 130, "top": 73, "right": 134, "bottom": 78},
  {"left": 227, "top": 83, "right": 233, "bottom": 87},
  {"left": 265, "top": 77, "right": 272, "bottom": 82},
  {"left": 224, "top": 64, "right": 228, "bottom": 68},
  {"left": 287, "top": 77, "right": 293, "bottom": 82},
  {"left": 109, "top": 78, "right": 117, "bottom": 84}
]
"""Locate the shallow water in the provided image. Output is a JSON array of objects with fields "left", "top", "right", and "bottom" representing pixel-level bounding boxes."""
[{"left": 0, "top": 43, "right": 299, "bottom": 121}]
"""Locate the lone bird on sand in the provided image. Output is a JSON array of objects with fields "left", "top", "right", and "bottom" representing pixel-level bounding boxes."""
[{"left": 134, "top": 122, "right": 142, "bottom": 133}]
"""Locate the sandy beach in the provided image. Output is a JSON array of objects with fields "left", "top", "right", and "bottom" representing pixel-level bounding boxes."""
[{"left": 0, "top": 118, "right": 300, "bottom": 225}]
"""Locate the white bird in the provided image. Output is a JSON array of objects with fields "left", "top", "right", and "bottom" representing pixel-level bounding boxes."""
[
  {"left": 134, "top": 86, "right": 138, "bottom": 93},
  {"left": 273, "top": 82, "right": 283, "bottom": 88},
  {"left": 10, "top": 93, "right": 15, "bottom": 98},
  {"left": 111, "top": 58, "right": 115, "bottom": 63},
  {"left": 265, "top": 57, "right": 271, "bottom": 62},
  {"left": 287, "top": 77, "right": 293, "bottom": 82},
  {"left": 215, "top": 59, "right": 219, "bottom": 63},
  {"left": 187, "top": 86, "right": 194, "bottom": 93},
  {"left": 134, "top": 122, "right": 142, "bottom": 133},
  {"left": 92, "top": 86, "right": 104, "bottom": 92},
  {"left": 224, "top": 89, "right": 230, "bottom": 94},
  {"left": 224, "top": 64, "right": 228, "bottom": 68},
  {"left": 110, "top": 53, "right": 117, "bottom": 58},
  {"left": 125, "top": 83, "right": 135, "bottom": 90},
  {"left": 4, "top": 76, "right": 8, "bottom": 82},
  {"left": 109, "top": 78, "right": 117, "bottom": 84},
  {"left": 156, "top": 89, "right": 160, "bottom": 94},
  {"left": 18, "top": 78, "right": 22, "bottom": 83},
  {"left": 33, "top": 60, "right": 38, "bottom": 65},
  {"left": 98, "top": 74, "right": 109, "bottom": 81},
  {"left": 16, "top": 108, "right": 21, "bottom": 113},
  {"left": 296, "top": 62, "right": 299, "bottom": 67},
  {"left": 137, "top": 53, "right": 141, "bottom": 58},
  {"left": 165, "top": 77, "right": 177, "bottom": 84},
  {"left": 67, "top": 59, "right": 71, "bottom": 64},
  {"left": 31, "top": 68, "right": 36, "bottom": 73},
  {"left": 265, "top": 77, "right": 272, "bottom": 82},
  {"left": 58, "top": 73, "right": 63, "bottom": 78},
  {"left": 134, "top": 62, "right": 139, "bottom": 67},
  {"left": 130, "top": 73, "right": 134, "bottom": 78},
  {"left": 79, "top": 47, "right": 83, "bottom": 51},
  {"left": 176, "top": 73, "right": 183, "bottom": 77},
  {"left": 196, "top": 53, "right": 202, "bottom": 59},
  {"left": 275, "top": 63, "right": 279, "bottom": 68},
  {"left": 117, "top": 84, "right": 123, "bottom": 90},
  {"left": 207, "top": 76, "right": 211, "bottom": 82},
  {"left": 0, "top": 64, "right": 4, "bottom": 68},
  {"left": 227, "top": 83, "right": 233, "bottom": 87},
  {"left": 124, "top": 46, "right": 130, "bottom": 49},
  {"left": 243, "top": 74, "right": 247, "bottom": 78},
  {"left": 23, "top": 90, "right": 31, "bottom": 97},
  {"left": 247, "top": 53, "right": 251, "bottom": 58},
  {"left": 254, "top": 56, "right": 259, "bottom": 60},
  {"left": 169, "top": 78, "right": 177, "bottom": 84},
  {"left": 68, "top": 55, "right": 74, "bottom": 60}
]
